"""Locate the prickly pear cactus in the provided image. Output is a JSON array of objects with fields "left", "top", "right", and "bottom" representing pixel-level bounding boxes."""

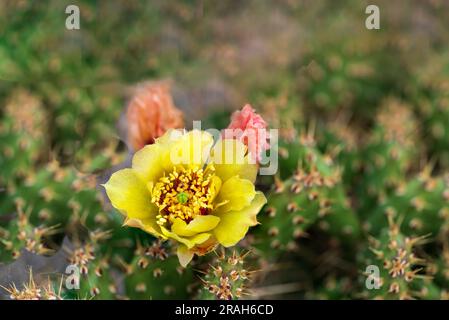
[
  {"left": 356, "top": 98, "right": 420, "bottom": 217},
  {"left": 2, "top": 0, "right": 449, "bottom": 302},
  {"left": 121, "top": 241, "right": 195, "bottom": 300},
  {"left": 255, "top": 132, "right": 360, "bottom": 256},
  {"left": 366, "top": 169, "right": 449, "bottom": 237}
]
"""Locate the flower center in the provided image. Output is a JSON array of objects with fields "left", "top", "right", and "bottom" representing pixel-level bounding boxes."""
[
  {"left": 151, "top": 165, "right": 215, "bottom": 226},
  {"left": 177, "top": 192, "right": 189, "bottom": 204}
]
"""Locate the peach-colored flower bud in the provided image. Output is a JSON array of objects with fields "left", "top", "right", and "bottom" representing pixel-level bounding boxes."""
[
  {"left": 222, "top": 104, "right": 270, "bottom": 163},
  {"left": 126, "top": 82, "right": 184, "bottom": 151}
]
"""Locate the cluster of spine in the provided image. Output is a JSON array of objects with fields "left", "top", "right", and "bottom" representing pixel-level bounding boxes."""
[
  {"left": 360, "top": 216, "right": 430, "bottom": 299},
  {"left": 198, "top": 249, "right": 252, "bottom": 300},
  {"left": 0, "top": 204, "right": 57, "bottom": 262},
  {"left": 4, "top": 272, "right": 63, "bottom": 300}
]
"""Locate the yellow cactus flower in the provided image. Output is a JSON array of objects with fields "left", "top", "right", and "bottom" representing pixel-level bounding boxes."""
[{"left": 103, "top": 129, "right": 266, "bottom": 266}]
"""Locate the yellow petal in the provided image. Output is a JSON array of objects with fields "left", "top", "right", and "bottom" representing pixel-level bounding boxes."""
[
  {"left": 177, "top": 245, "right": 194, "bottom": 267},
  {"left": 103, "top": 168, "right": 156, "bottom": 220},
  {"left": 155, "top": 128, "right": 184, "bottom": 145},
  {"left": 160, "top": 226, "right": 211, "bottom": 249},
  {"left": 123, "top": 217, "right": 164, "bottom": 239},
  {"left": 172, "top": 216, "right": 221, "bottom": 237},
  {"left": 212, "top": 139, "right": 258, "bottom": 183},
  {"left": 156, "top": 129, "right": 185, "bottom": 172},
  {"left": 213, "top": 191, "right": 266, "bottom": 247},
  {"left": 215, "top": 176, "right": 256, "bottom": 213},
  {"left": 209, "top": 175, "right": 222, "bottom": 203},
  {"left": 132, "top": 143, "right": 165, "bottom": 183},
  {"left": 168, "top": 130, "right": 214, "bottom": 169}
]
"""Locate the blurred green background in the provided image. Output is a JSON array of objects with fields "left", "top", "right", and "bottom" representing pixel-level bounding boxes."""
[{"left": 1, "top": 0, "right": 449, "bottom": 164}]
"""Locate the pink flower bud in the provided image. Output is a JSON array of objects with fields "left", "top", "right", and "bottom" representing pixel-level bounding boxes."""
[{"left": 222, "top": 104, "right": 270, "bottom": 163}]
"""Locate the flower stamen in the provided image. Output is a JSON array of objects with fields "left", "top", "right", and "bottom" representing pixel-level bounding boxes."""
[{"left": 152, "top": 165, "right": 215, "bottom": 226}]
